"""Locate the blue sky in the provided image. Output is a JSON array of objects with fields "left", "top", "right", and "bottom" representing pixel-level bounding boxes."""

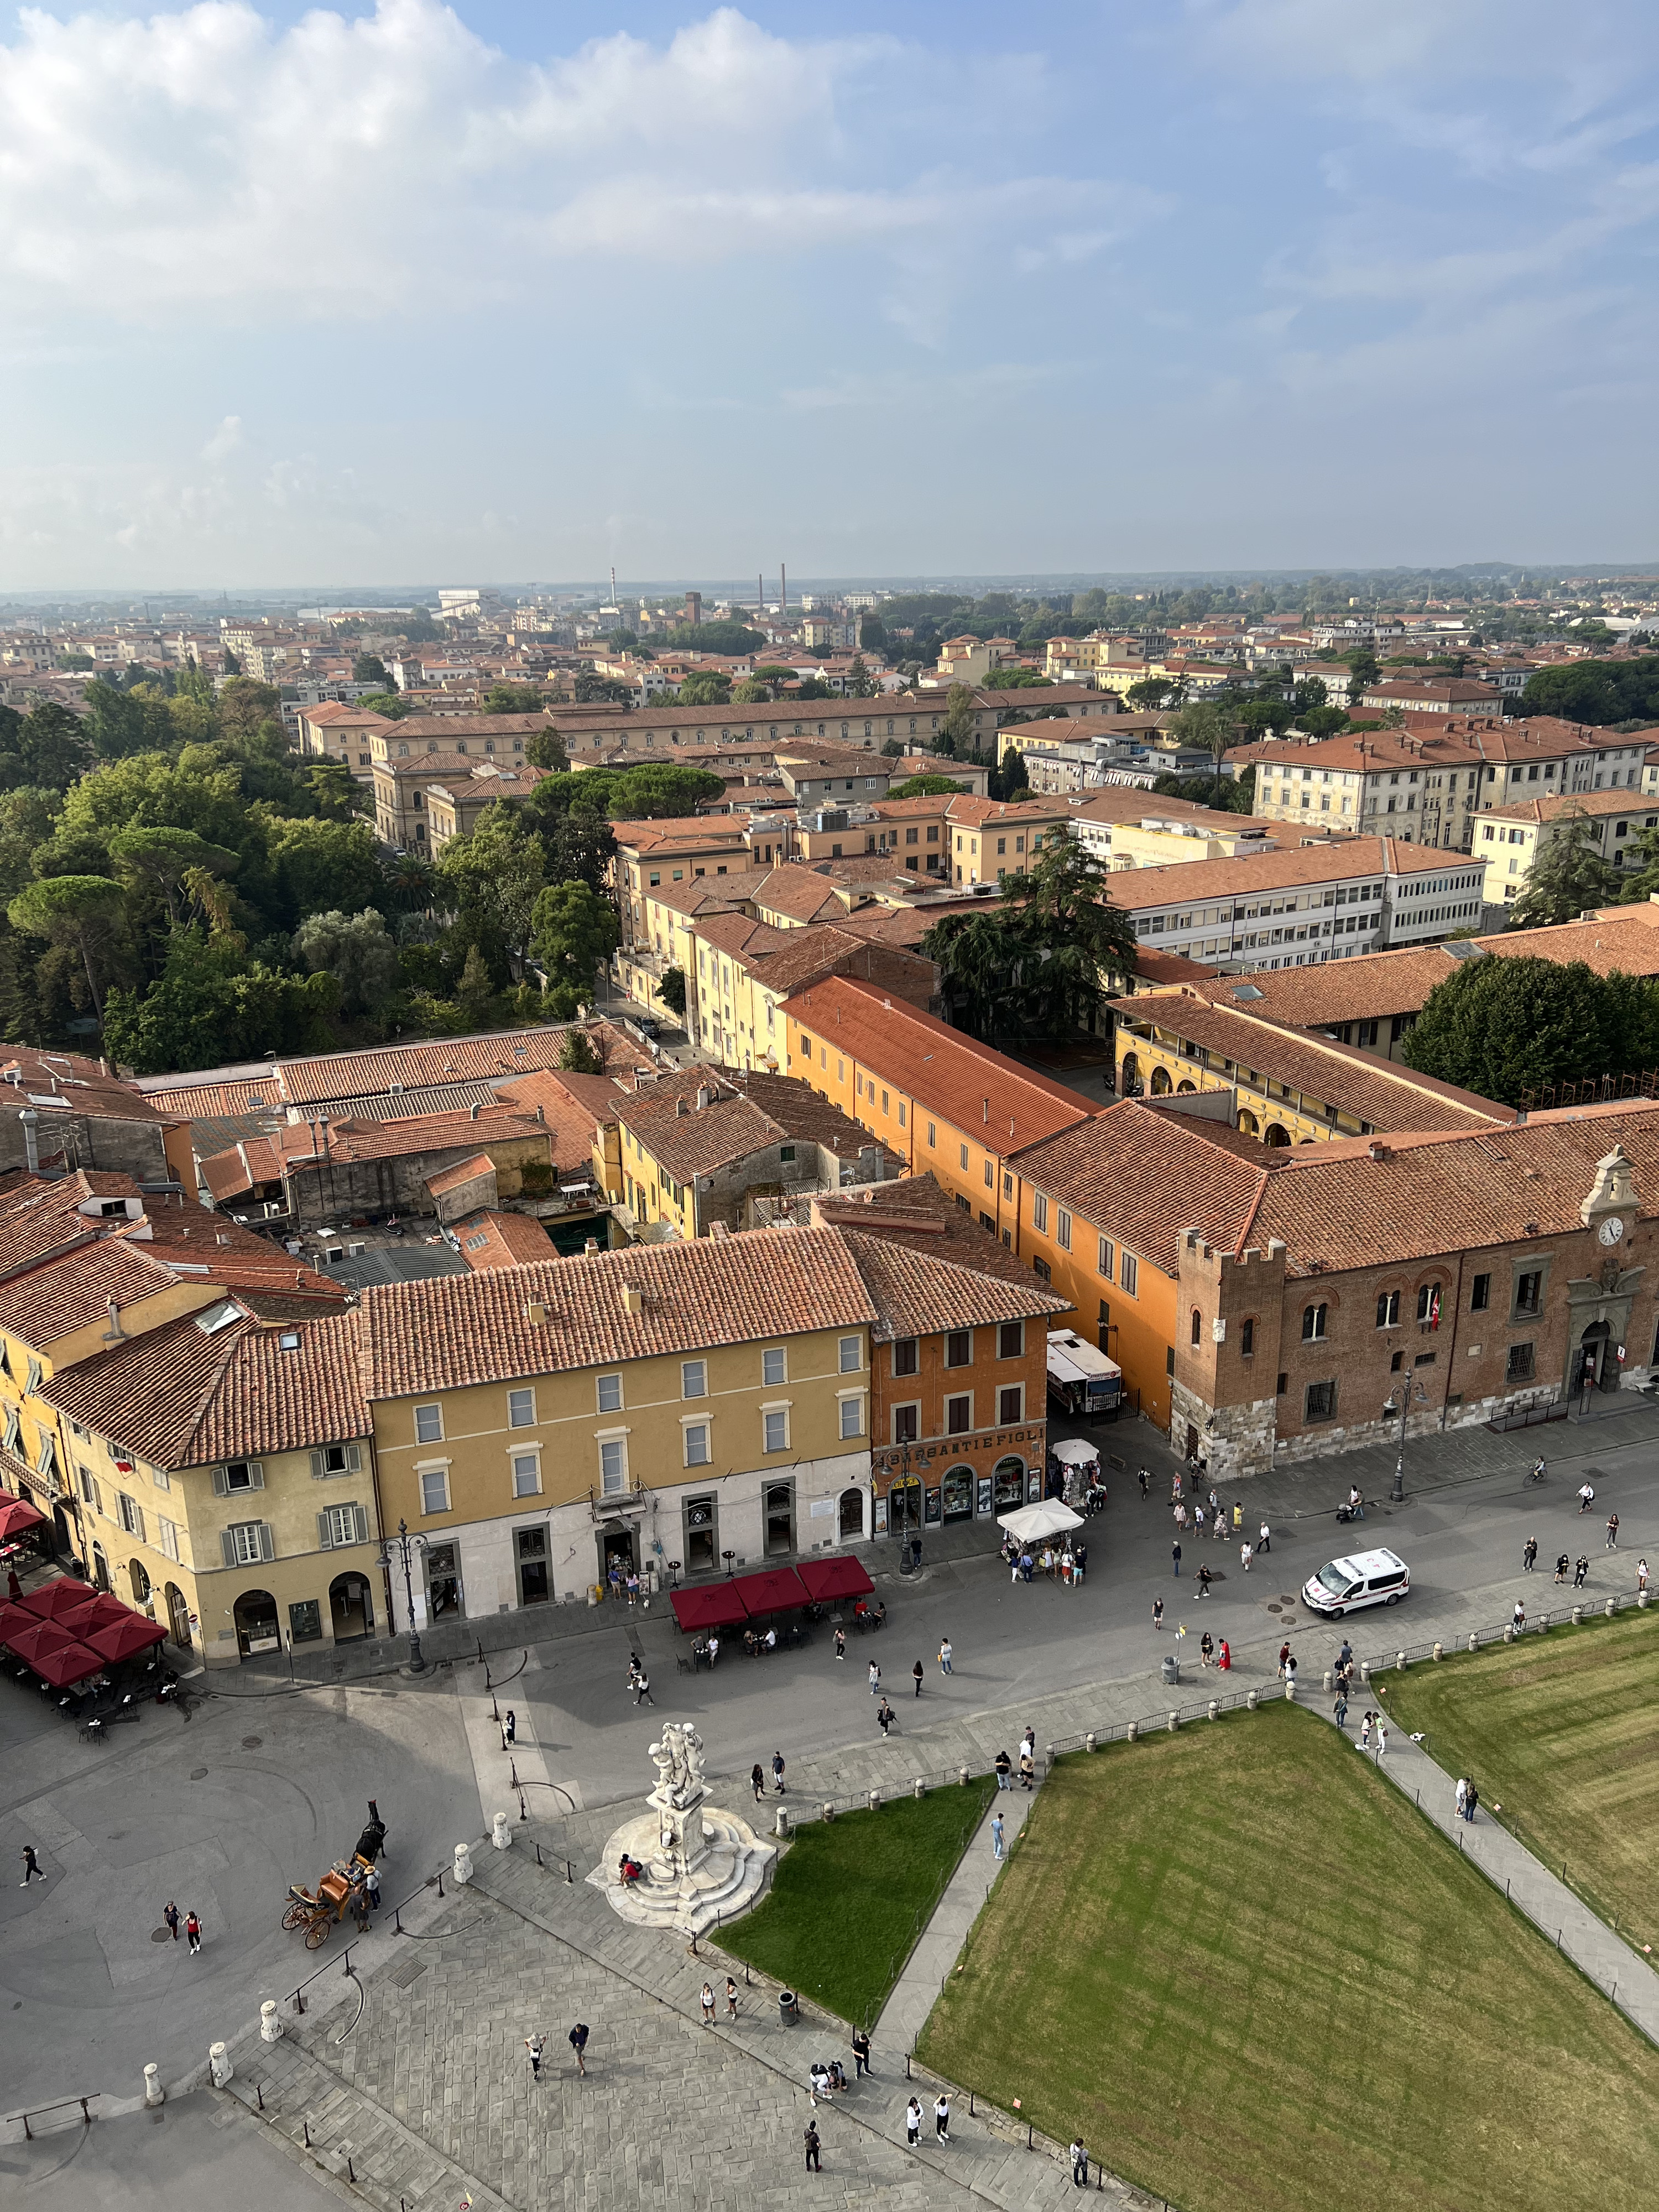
[{"left": 1, "top": 0, "right": 1656, "bottom": 589}]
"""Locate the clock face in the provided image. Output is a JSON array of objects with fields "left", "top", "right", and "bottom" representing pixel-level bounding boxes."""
[{"left": 1598, "top": 1214, "right": 1626, "bottom": 1247}]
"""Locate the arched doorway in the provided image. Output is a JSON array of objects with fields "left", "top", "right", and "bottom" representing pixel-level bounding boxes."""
[
  {"left": 233, "top": 1587, "right": 279, "bottom": 1660},
  {"left": 838, "top": 1487, "right": 865, "bottom": 1540},
  {"left": 1150, "top": 1065, "right": 1172, "bottom": 1095},
  {"left": 165, "top": 1581, "right": 192, "bottom": 1651},
  {"left": 1577, "top": 1320, "right": 1613, "bottom": 1394},
  {"left": 329, "top": 1571, "right": 375, "bottom": 1642},
  {"left": 52, "top": 1503, "right": 72, "bottom": 1557},
  {"left": 992, "top": 1455, "right": 1026, "bottom": 1510},
  {"left": 1264, "top": 1123, "right": 1291, "bottom": 1148},
  {"left": 128, "top": 1557, "right": 152, "bottom": 1606},
  {"left": 1176, "top": 1079, "right": 1196, "bottom": 1094},
  {"left": 941, "top": 1464, "right": 975, "bottom": 1522},
  {"left": 1237, "top": 1108, "right": 1259, "bottom": 1136},
  {"left": 1120, "top": 1052, "right": 1140, "bottom": 1095}
]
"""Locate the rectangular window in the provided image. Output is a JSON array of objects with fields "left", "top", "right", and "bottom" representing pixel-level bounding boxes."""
[
  {"left": 512, "top": 1452, "right": 541, "bottom": 1498},
  {"left": 508, "top": 1387, "right": 535, "bottom": 1428},
  {"left": 597, "top": 1374, "right": 623, "bottom": 1413},
  {"left": 420, "top": 1467, "right": 450, "bottom": 1515},
  {"left": 763, "top": 1408, "right": 789, "bottom": 1453},
  {"left": 893, "top": 1404, "right": 920, "bottom": 1445},
  {"left": 1417, "top": 1282, "right": 1442, "bottom": 1324},
  {"left": 945, "top": 1328, "right": 971, "bottom": 1369},
  {"left": 762, "top": 1346, "right": 787, "bottom": 1386},
  {"left": 927, "top": 1122, "right": 937, "bottom": 1148},
  {"left": 983, "top": 1160, "right": 993, "bottom": 1188},
  {"left": 1121, "top": 1252, "right": 1138, "bottom": 1297},
  {"left": 1056, "top": 1208, "right": 1072, "bottom": 1252},
  {"left": 323, "top": 1501, "right": 362, "bottom": 1546},
  {"left": 893, "top": 1338, "right": 919, "bottom": 1378},
  {"left": 838, "top": 1336, "right": 862, "bottom": 1373},
  {"left": 1097, "top": 1236, "right": 1114, "bottom": 1281},
  {"left": 946, "top": 1393, "right": 972, "bottom": 1434},
  {"left": 1513, "top": 1270, "right": 1542, "bottom": 1317},
  {"left": 1471, "top": 1274, "right": 1490, "bottom": 1312},
  {"left": 998, "top": 1320, "right": 1024, "bottom": 1359},
  {"left": 157, "top": 1516, "right": 180, "bottom": 1562},
  {"left": 1240, "top": 1317, "right": 1255, "bottom": 1357},
  {"left": 998, "top": 1385, "right": 1023, "bottom": 1425},
  {"left": 1032, "top": 1193, "right": 1048, "bottom": 1232},
  {"left": 684, "top": 1422, "right": 712, "bottom": 1467},
  {"left": 681, "top": 1359, "right": 707, "bottom": 1399},
  {"left": 1506, "top": 1342, "right": 1535, "bottom": 1383},
  {"left": 227, "top": 1519, "right": 266, "bottom": 1564},
  {"left": 118, "top": 1491, "right": 143, "bottom": 1537},
  {"left": 959, "top": 1144, "right": 969, "bottom": 1170},
  {"left": 1305, "top": 1379, "right": 1337, "bottom": 1423},
  {"left": 838, "top": 1398, "right": 863, "bottom": 1441},
  {"left": 415, "top": 1403, "right": 443, "bottom": 1444},
  {"left": 599, "top": 1439, "right": 628, "bottom": 1494}
]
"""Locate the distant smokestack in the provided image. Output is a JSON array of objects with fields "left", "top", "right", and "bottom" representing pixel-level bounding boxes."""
[{"left": 781, "top": 563, "right": 786, "bottom": 615}]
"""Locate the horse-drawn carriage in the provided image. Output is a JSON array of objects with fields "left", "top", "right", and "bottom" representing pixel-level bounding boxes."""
[{"left": 281, "top": 1814, "right": 385, "bottom": 1949}]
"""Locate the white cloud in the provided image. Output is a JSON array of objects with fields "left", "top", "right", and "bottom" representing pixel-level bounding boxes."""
[
  {"left": 200, "top": 415, "right": 243, "bottom": 463},
  {"left": 0, "top": 2, "right": 1144, "bottom": 322}
]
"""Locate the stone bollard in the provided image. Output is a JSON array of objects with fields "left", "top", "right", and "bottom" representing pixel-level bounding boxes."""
[
  {"left": 1359, "top": 1662, "right": 1370, "bottom": 1686},
  {"left": 775, "top": 1807, "right": 791, "bottom": 1838},
  {"left": 822, "top": 1802, "right": 835, "bottom": 1823},
  {"left": 1246, "top": 1689, "right": 1258, "bottom": 1711},
  {"left": 1504, "top": 1625, "right": 1514, "bottom": 1644},
  {"left": 1208, "top": 1699, "right": 1218, "bottom": 1721},
  {"left": 1641, "top": 1590, "right": 1650, "bottom": 1609},
  {"left": 1572, "top": 1605, "right": 1583, "bottom": 1625},
  {"left": 492, "top": 1812, "right": 512, "bottom": 1851},
  {"left": 453, "top": 1842, "right": 473, "bottom": 1886},
  {"left": 143, "top": 2063, "right": 164, "bottom": 2109},
  {"left": 1167, "top": 1710, "right": 1179, "bottom": 1733},
  {"left": 1045, "top": 1746, "right": 1057, "bottom": 1771},
  {"left": 1467, "top": 1632, "right": 1478, "bottom": 1654},
  {"left": 1322, "top": 1670, "right": 1333, "bottom": 1693},
  {"left": 1127, "top": 1719, "right": 1139, "bottom": 1741},
  {"left": 260, "top": 2000, "right": 282, "bottom": 2045},
  {"left": 1606, "top": 1598, "right": 1617, "bottom": 1619},
  {"left": 208, "top": 2042, "right": 233, "bottom": 2089},
  {"left": 1397, "top": 1651, "right": 1407, "bottom": 1670},
  {"left": 959, "top": 1765, "right": 971, "bottom": 1787},
  {"left": 1433, "top": 1642, "right": 1443, "bottom": 1662},
  {"left": 1284, "top": 1680, "right": 1296, "bottom": 1703},
  {"left": 1086, "top": 1731, "right": 1097, "bottom": 1753},
  {"left": 868, "top": 1790, "right": 880, "bottom": 1812},
  {"left": 912, "top": 1778, "right": 925, "bottom": 1799}
]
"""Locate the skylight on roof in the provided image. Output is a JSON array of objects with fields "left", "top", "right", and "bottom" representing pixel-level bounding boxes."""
[
  {"left": 195, "top": 1300, "right": 242, "bottom": 1335},
  {"left": 1231, "top": 984, "right": 1265, "bottom": 1000}
]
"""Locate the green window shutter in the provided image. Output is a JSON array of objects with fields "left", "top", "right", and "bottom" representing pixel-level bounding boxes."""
[
  {"left": 317, "top": 1512, "right": 334, "bottom": 1551},
  {"left": 212, "top": 1466, "right": 229, "bottom": 1497},
  {"left": 247, "top": 1462, "right": 265, "bottom": 1491},
  {"left": 346, "top": 1443, "right": 362, "bottom": 1473},
  {"left": 220, "top": 1530, "right": 236, "bottom": 1567},
  {"left": 258, "top": 1522, "right": 275, "bottom": 1563},
  {"left": 310, "top": 1451, "right": 324, "bottom": 1481},
  {"left": 353, "top": 1504, "right": 369, "bottom": 1545}
]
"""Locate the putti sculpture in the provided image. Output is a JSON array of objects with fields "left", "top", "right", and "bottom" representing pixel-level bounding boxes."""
[{"left": 588, "top": 1720, "right": 777, "bottom": 1935}]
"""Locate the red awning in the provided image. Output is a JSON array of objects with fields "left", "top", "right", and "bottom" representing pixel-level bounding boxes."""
[
  {"left": 82, "top": 1612, "right": 168, "bottom": 1666},
  {"left": 0, "top": 1495, "right": 48, "bottom": 1542},
  {"left": 731, "top": 1566, "right": 811, "bottom": 1618},
  {"left": 669, "top": 1583, "right": 750, "bottom": 1633},
  {"left": 3, "top": 1616, "right": 102, "bottom": 1686},
  {"left": 15, "top": 1577, "right": 99, "bottom": 1621},
  {"left": 796, "top": 1556, "right": 876, "bottom": 1604}
]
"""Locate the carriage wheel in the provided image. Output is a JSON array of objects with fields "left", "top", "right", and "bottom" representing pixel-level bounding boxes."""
[
  {"left": 281, "top": 1901, "right": 309, "bottom": 1931},
  {"left": 304, "top": 1918, "right": 331, "bottom": 1949}
]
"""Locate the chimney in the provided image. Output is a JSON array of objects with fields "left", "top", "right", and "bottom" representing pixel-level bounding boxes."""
[
  {"left": 583, "top": 1238, "right": 599, "bottom": 1254},
  {"left": 676, "top": 1097, "right": 687, "bottom": 1115},
  {"left": 19, "top": 1107, "right": 38, "bottom": 1173},
  {"left": 620, "top": 1284, "right": 644, "bottom": 1315},
  {"left": 317, "top": 1115, "right": 330, "bottom": 1158},
  {"left": 982, "top": 1098, "right": 989, "bottom": 1123},
  {"left": 696, "top": 1087, "right": 712, "bottom": 1110},
  {"left": 103, "top": 1294, "right": 124, "bottom": 1342},
  {"left": 525, "top": 1299, "right": 547, "bottom": 1326}
]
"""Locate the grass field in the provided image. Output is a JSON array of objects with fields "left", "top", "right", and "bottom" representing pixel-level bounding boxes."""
[
  {"left": 716, "top": 1777, "right": 994, "bottom": 2026},
  {"left": 1382, "top": 1609, "right": 1659, "bottom": 1946},
  {"left": 919, "top": 1704, "right": 1659, "bottom": 2212}
]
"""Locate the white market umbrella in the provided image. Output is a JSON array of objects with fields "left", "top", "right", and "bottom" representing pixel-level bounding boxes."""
[{"left": 997, "top": 1500, "right": 1084, "bottom": 1543}]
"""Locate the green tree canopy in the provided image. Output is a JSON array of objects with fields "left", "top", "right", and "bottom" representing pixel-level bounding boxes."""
[
  {"left": 8, "top": 875, "right": 126, "bottom": 1020},
  {"left": 292, "top": 907, "right": 399, "bottom": 1018},
  {"left": 988, "top": 667, "right": 1052, "bottom": 690},
  {"left": 264, "top": 817, "right": 387, "bottom": 928},
  {"left": 1401, "top": 955, "right": 1659, "bottom": 1106},
  {"left": 524, "top": 727, "right": 570, "bottom": 771},
  {"left": 1167, "top": 700, "right": 1238, "bottom": 768},
  {"left": 353, "top": 691, "right": 409, "bottom": 721},
  {"left": 1505, "top": 812, "right": 1623, "bottom": 929},
  {"left": 657, "top": 966, "right": 687, "bottom": 1017},
  {"left": 845, "top": 655, "right": 878, "bottom": 698},
  {"left": 102, "top": 930, "right": 337, "bottom": 1074},
  {"left": 889, "top": 773, "right": 970, "bottom": 798},
  {"left": 436, "top": 806, "right": 546, "bottom": 979},
  {"left": 557, "top": 1026, "right": 603, "bottom": 1075},
  {"left": 938, "top": 683, "right": 977, "bottom": 758},
  {"left": 352, "top": 654, "right": 391, "bottom": 687},
  {"left": 529, "top": 880, "right": 619, "bottom": 1018},
  {"left": 654, "top": 620, "right": 764, "bottom": 656},
  {"left": 1126, "top": 677, "right": 1183, "bottom": 710},
  {"left": 482, "top": 683, "right": 548, "bottom": 715},
  {"left": 676, "top": 672, "right": 731, "bottom": 707},
  {"left": 108, "top": 826, "right": 239, "bottom": 926},
  {"left": 923, "top": 838, "right": 1136, "bottom": 1041},
  {"left": 1519, "top": 656, "right": 1659, "bottom": 728}
]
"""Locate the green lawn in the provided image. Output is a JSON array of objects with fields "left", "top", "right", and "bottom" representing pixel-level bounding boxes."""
[
  {"left": 920, "top": 1704, "right": 1659, "bottom": 2212},
  {"left": 1382, "top": 1609, "right": 1659, "bottom": 1945},
  {"left": 716, "top": 1777, "right": 994, "bottom": 2027}
]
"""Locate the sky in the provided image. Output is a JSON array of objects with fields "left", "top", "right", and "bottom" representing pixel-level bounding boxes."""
[{"left": 1, "top": 0, "right": 1657, "bottom": 591}]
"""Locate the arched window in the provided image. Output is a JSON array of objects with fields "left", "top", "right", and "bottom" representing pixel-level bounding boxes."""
[
  {"left": 1150, "top": 1065, "right": 1172, "bottom": 1095},
  {"left": 1190, "top": 1307, "right": 1202, "bottom": 1347},
  {"left": 1302, "top": 1302, "right": 1327, "bottom": 1342},
  {"left": 1264, "top": 1123, "right": 1291, "bottom": 1147},
  {"left": 1376, "top": 1290, "right": 1400, "bottom": 1328},
  {"left": 1176, "top": 1079, "right": 1196, "bottom": 1094}
]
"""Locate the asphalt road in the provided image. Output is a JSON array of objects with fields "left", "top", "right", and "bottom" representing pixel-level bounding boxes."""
[{"left": 2, "top": 1408, "right": 1653, "bottom": 2126}]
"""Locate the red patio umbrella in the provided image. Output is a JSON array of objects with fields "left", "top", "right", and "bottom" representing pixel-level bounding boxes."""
[
  {"left": 0, "top": 1598, "right": 41, "bottom": 1645},
  {"left": 55, "top": 1592, "right": 132, "bottom": 1639},
  {"left": 0, "top": 1494, "right": 47, "bottom": 1542},
  {"left": 730, "top": 1566, "right": 811, "bottom": 1618},
  {"left": 82, "top": 1612, "right": 167, "bottom": 1667},
  {"left": 669, "top": 1582, "right": 750, "bottom": 1634},
  {"left": 796, "top": 1556, "right": 875, "bottom": 1605},
  {"left": 4, "top": 1616, "right": 102, "bottom": 1686},
  {"left": 15, "top": 1578, "right": 99, "bottom": 1621}
]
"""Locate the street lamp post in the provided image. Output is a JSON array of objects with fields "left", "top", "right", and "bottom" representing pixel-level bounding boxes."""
[
  {"left": 379, "top": 1519, "right": 429, "bottom": 1673},
  {"left": 1383, "top": 1394, "right": 1406, "bottom": 1503}
]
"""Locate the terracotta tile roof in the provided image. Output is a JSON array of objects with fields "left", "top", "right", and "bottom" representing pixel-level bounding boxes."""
[
  {"left": 735, "top": 925, "right": 935, "bottom": 1006},
  {"left": 1481, "top": 789, "right": 1657, "bottom": 825},
  {"left": 944, "top": 794, "right": 1073, "bottom": 828},
  {"left": 43, "top": 1306, "right": 369, "bottom": 1467},
  {"left": 611, "top": 818, "right": 753, "bottom": 855},
  {"left": 1110, "top": 993, "right": 1510, "bottom": 1134},
  {"left": 753, "top": 867, "right": 864, "bottom": 924},
  {"left": 0, "top": 1168, "right": 133, "bottom": 1277},
  {"left": 1102, "top": 835, "right": 1460, "bottom": 911},
  {"left": 617, "top": 1069, "right": 899, "bottom": 1183},
  {"left": 385, "top": 714, "right": 553, "bottom": 739},
  {"left": 782, "top": 975, "right": 1092, "bottom": 1150},
  {"left": 199, "top": 1137, "right": 283, "bottom": 1201},
  {"left": 0, "top": 1048, "right": 180, "bottom": 1128},
  {"left": 425, "top": 1151, "right": 496, "bottom": 1197},
  {"left": 451, "top": 1209, "right": 558, "bottom": 1270},
  {"left": 1010, "top": 1101, "right": 1269, "bottom": 1276},
  {"left": 693, "top": 912, "right": 790, "bottom": 961},
  {"left": 490, "top": 1070, "right": 619, "bottom": 1166},
  {"left": 815, "top": 1176, "right": 1069, "bottom": 1339},
  {"left": 1131, "top": 948, "right": 1220, "bottom": 986},
  {"left": 273, "top": 1105, "right": 547, "bottom": 1167},
  {"left": 0, "top": 1238, "right": 164, "bottom": 1344},
  {"left": 358, "top": 1226, "right": 879, "bottom": 1397}
]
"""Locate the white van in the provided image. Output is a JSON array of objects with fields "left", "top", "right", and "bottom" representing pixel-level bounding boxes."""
[{"left": 1302, "top": 1547, "right": 1411, "bottom": 1618}]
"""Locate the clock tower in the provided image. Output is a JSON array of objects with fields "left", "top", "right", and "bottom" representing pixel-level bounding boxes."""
[{"left": 1568, "top": 1145, "right": 1644, "bottom": 1399}]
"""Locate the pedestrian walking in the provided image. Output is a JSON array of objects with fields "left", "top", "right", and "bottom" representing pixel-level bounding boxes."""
[
  {"left": 1174, "top": 1501, "right": 1188, "bottom": 1532},
  {"left": 1359, "top": 1712, "right": 1373, "bottom": 1751},
  {"left": 502, "top": 1709, "right": 517, "bottom": 1746},
  {"left": 937, "top": 1637, "right": 953, "bottom": 1676},
  {"left": 906, "top": 2099, "right": 922, "bottom": 2147},
  {"left": 1574, "top": 1555, "right": 1590, "bottom": 1589},
  {"left": 1152, "top": 1596, "right": 1164, "bottom": 1630},
  {"left": 1285, "top": 1653, "right": 1297, "bottom": 1688},
  {"left": 525, "top": 2033, "right": 545, "bottom": 2082},
  {"left": 626, "top": 1653, "right": 639, "bottom": 1691},
  {"left": 701, "top": 1981, "right": 716, "bottom": 2027},
  {"left": 878, "top": 1698, "right": 894, "bottom": 1739},
  {"left": 1072, "top": 1541, "right": 1087, "bottom": 1584},
  {"left": 1554, "top": 1552, "right": 1570, "bottom": 1585},
  {"left": 163, "top": 1899, "right": 180, "bottom": 1939},
  {"left": 1522, "top": 1537, "right": 1537, "bottom": 1573},
  {"left": 1193, "top": 1504, "right": 1206, "bottom": 1537},
  {"left": 934, "top": 2093, "right": 951, "bottom": 2141},
  {"left": 833, "top": 1627, "right": 845, "bottom": 1660},
  {"left": 1332, "top": 1689, "right": 1348, "bottom": 1730},
  {"left": 1240, "top": 1541, "right": 1253, "bottom": 1573},
  {"left": 1171, "top": 1471, "right": 1183, "bottom": 1502},
  {"left": 1512, "top": 1600, "right": 1526, "bottom": 1634},
  {"left": 804, "top": 2119, "right": 821, "bottom": 2173},
  {"left": 852, "top": 2026, "right": 871, "bottom": 2077},
  {"left": 568, "top": 2021, "right": 588, "bottom": 2075},
  {"left": 1199, "top": 1630, "right": 1214, "bottom": 1669},
  {"left": 1018, "top": 1746, "right": 1035, "bottom": 1791},
  {"left": 1454, "top": 1776, "right": 1468, "bottom": 1820},
  {"left": 1375, "top": 1721, "right": 1387, "bottom": 1758},
  {"left": 1278, "top": 1641, "right": 1291, "bottom": 1678},
  {"left": 1072, "top": 2141, "right": 1089, "bottom": 2188},
  {"left": 1578, "top": 1481, "right": 1595, "bottom": 1514},
  {"left": 20, "top": 1845, "right": 43, "bottom": 1886},
  {"left": 752, "top": 1762, "right": 766, "bottom": 1803},
  {"left": 1258, "top": 1520, "right": 1271, "bottom": 1555},
  {"left": 868, "top": 1660, "right": 880, "bottom": 1695},
  {"left": 726, "top": 1977, "right": 738, "bottom": 2022},
  {"left": 1218, "top": 1638, "right": 1231, "bottom": 1672},
  {"left": 1465, "top": 1782, "right": 1479, "bottom": 1823},
  {"left": 995, "top": 1748, "right": 1011, "bottom": 1789},
  {"left": 1606, "top": 1512, "right": 1620, "bottom": 1550},
  {"left": 1639, "top": 1557, "right": 1650, "bottom": 1594},
  {"left": 1198, "top": 1563, "right": 1212, "bottom": 1600},
  {"left": 1172, "top": 1540, "right": 1182, "bottom": 1578},
  {"left": 772, "top": 1751, "right": 786, "bottom": 1794},
  {"left": 633, "top": 1666, "right": 654, "bottom": 1707},
  {"left": 912, "top": 1658, "right": 924, "bottom": 1698},
  {"left": 1137, "top": 1468, "right": 1149, "bottom": 1500},
  {"left": 991, "top": 1812, "right": 1006, "bottom": 1861},
  {"left": 185, "top": 1910, "right": 202, "bottom": 1955},
  {"left": 1233, "top": 1502, "right": 1244, "bottom": 1532}
]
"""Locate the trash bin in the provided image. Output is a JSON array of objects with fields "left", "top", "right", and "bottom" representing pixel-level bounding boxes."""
[
  {"left": 779, "top": 1989, "right": 800, "bottom": 2026},
  {"left": 1161, "top": 1653, "right": 1179, "bottom": 1687}
]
